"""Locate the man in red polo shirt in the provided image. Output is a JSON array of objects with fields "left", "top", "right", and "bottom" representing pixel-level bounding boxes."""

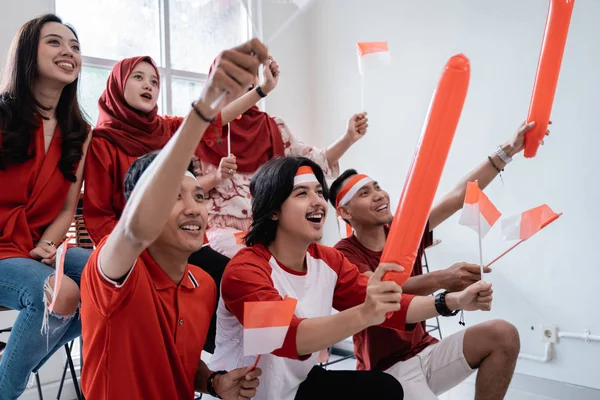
[
  {"left": 331, "top": 122, "right": 546, "bottom": 399},
  {"left": 80, "top": 39, "right": 267, "bottom": 400}
]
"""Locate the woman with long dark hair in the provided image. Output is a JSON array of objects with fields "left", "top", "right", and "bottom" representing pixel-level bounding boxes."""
[{"left": 0, "top": 14, "right": 91, "bottom": 397}]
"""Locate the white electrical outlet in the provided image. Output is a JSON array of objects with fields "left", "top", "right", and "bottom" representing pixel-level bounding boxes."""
[{"left": 540, "top": 325, "right": 558, "bottom": 343}]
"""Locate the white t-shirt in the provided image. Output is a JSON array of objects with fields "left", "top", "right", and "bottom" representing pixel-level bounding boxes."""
[{"left": 209, "top": 243, "right": 414, "bottom": 400}]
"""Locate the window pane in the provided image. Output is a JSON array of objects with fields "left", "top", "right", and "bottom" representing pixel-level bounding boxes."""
[
  {"left": 171, "top": 78, "right": 204, "bottom": 117},
  {"left": 56, "top": 0, "right": 161, "bottom": 64},
  {"left": 79, "top": 67, "right": 110, "bottom": 126},
  {"left": 170, "top": 0, "right": 249, "bottom": 73}
]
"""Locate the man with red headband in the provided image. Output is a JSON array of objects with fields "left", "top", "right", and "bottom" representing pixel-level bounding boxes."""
[
  {"left": 330, "top": 122, "right": 547, "bottom": 399},
  {"left": 210, "top": 156, "right": 494, "bottom": 400}
]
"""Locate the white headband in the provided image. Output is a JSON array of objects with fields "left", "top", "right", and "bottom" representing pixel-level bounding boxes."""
[
  {"left": 337, "top": 175, "right": 373, "bottom": 207},
  {"left": 294, "top": 166, "right": 318, "bottom": 186}
]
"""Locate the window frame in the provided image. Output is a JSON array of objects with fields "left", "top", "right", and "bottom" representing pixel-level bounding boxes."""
[{"left": 53, "top": 0, "right": 260, "bottom": 118}]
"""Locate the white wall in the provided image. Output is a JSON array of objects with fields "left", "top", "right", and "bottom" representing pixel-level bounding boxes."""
[
  {"left": 261, "top": 1, "right": 315, "bottom": 144},
  {"left": 0, "top": 0, "right": 54, "bottom": 75},
  {"left": 294, "top": 0, "right": 599, "bottom": 390}
]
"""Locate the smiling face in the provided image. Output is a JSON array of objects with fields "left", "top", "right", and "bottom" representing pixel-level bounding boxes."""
[
  {"left": 123, "top": 60, "right": 159, "bottom": 113},
  {"left": 36, "top": 22, "right": 81, "bottom": 87},
  {"left": 153, "top": 174, "right": 208, "bottom": 253},
  {"left": 274, "top": 180, "right": 329, "bottom": 245},
  {"left": 338, "top": 180, "right": 393, "bottom": 227}
]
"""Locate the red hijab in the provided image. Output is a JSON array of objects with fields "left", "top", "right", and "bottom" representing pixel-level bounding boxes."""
[
  {"left": 195, "top": 61, "right": 285, "bottom": 173},
  {"left": 92, "top": 56, "right": 173, "bottom": 157}
]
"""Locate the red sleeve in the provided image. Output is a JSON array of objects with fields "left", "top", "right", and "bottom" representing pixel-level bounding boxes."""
[
  {"left": 193, "top": 112, "right": 223, "bottom": 159},
  {"left": 221, "top": 249, "right": 309, "bottom": 361},
  {"left": 328, "top": 248, "right": 415, "bottom": 332},
  {"left": 81, "top": 237, "right": 140, "bottom": 317},
  {"left": 83, "top": 139, "right": 119, "bottom": 245},
  {"left": 163, "top": 115, "right": 185, "bottom": 133}
]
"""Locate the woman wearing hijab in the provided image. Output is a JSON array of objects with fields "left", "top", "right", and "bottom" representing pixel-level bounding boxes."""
[{"left": 194, "top": 57, "right": 369, "bottom": 258}]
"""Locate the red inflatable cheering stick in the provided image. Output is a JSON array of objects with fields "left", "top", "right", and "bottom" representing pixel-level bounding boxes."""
[
  {"left": 381, "top": 54, "right": 470, "bottom": 285},
  {"left": 524, "top": 0, "right": 575, "bottom": 158}
]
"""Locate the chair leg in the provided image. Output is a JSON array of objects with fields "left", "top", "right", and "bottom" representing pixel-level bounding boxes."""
[
  {"left": 65, "top": 343, "right": 83, "bottom": 400},
  {"left": 35, "top": 372, "right": 43, "bottom": 400},
  {"left": 435, "top": 315, "right": 443, "bottom": 339},
  {"left": 56, "top": 342, "right": 73, "bottom": 399}
]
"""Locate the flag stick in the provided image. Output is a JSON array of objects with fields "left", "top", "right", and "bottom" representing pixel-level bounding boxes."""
[
  {"left": 486, "top": 212, "right": 562, "bottom": 267},
  {"left": 477, "top": 221, "right": 485, "bottom": 281},
  {"left": 486, "top": 239, "right": 525, "bottom": 268},
  {"left": 252, "top": 354, "right": 261, "bottom": 370},
  {"left": 267, "top": 1, "right": 313, "bottom": 44},
  {"left": 360, "top": 73, "right": 365, "bottom": 111},
  {"left": 228, "top": 128, "right": 231, "bottom": 156},
  {"left": 210, "top": 91, "right": 227, "bottom": 110}
]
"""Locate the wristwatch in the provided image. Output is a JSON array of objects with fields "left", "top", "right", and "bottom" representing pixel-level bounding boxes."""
[
  {"left": 495, "top": 145, "right": 513, "bottom": 165},
  {"left": 255, "top": 85, "right": 267, "bottom": 98},
  {"left": 435, "top": 291, "right": 459, "bottom": 317},
  {"left": 39, "top": 239, "right": 56, "bottom": 248},
  {"left": 207, "top": 370, "right": 227, "bottom": 398}
]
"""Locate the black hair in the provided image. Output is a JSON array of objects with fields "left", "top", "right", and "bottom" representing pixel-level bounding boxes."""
[
  {"left": 0, "top": 14, "right": 89, "bottom": 182},
  {"left": 244, "top": 156, "right": 329, "bottom": 247},
  {"left": 123, "top": 150, "right": 195, "bottom": 201}
]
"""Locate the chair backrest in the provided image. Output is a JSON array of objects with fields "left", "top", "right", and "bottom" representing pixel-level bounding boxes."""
[{"left": 68, "top": 192, "right": 94, "bottom": 250}]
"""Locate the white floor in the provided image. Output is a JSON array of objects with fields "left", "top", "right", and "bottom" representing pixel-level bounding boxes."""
[
  {"left": 200, "top": 350, "right": 599, "bottom": 400},
  {"left": 322, "top": 355, "right": 584, "bottom": 400}
]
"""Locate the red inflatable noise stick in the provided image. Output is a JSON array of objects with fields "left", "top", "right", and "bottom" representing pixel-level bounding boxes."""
[
  {"left": 381, "top": 54, "right": 470, "bottom": 285},
  {"left": 524, "top": 0, "right": 575, "bottom": 158}
]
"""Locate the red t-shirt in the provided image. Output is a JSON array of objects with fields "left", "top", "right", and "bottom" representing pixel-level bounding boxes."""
[
  {"left": 81, "top": 238, "right": 216, "bottom": 399},
  {"left": 334, "top": 224, "right": 438, "bottom": 371}
]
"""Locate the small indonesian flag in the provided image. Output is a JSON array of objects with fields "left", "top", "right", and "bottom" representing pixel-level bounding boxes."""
[
  {"left": 458, "top": 181, "right": 501, "bottom": 238},
  {"left": 501, "top": 204, "right": 561, "bottom": 241},
  {"left": 48, "top": 237, "right": 73, "bottom": 312},
  {"left": 244, "top": 297, "right": 298, "bottom": 356},
  {"left": 234, "top": 230, "right": 247, "bottom": 245},
  {"left": 357, "top": 42, "right": 391, "bottom": 74},
  {"left": 337, "top": 216, "right": 353, "bottom": 239}
]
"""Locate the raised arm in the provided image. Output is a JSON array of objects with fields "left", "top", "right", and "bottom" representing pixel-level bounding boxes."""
[
  {"left": 429, "top": 121, "right": 542, "bottom": 231},
  {"left": 220, "top": 57, "right": 279, "bottom": 125},
  {"left": 99, "top": 40, "right": 268, "bottom": 280},
  {"left": 325, "top": 112, "right": 368, "bottom": 167}
]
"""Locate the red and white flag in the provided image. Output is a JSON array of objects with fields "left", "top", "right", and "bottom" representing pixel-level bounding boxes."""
[
  {"left": 244, "top": 297, "right": 298, "bottom": 356},
  {"left": 337, "top": 216, "right": 353, "bottom": 239},
  {"left": 48, "top": 237, "right": 74, "bottom": 312},
  {"left": 357, "top": 42, "right": 391, "bottom": 75},
  {"left": 458, "top": 181, "right": 501, "bottom": 238},
  {"left": 501, "top": 204, "right": 561, "bottom": 241},
  {"left": 486, "top": 204, "right": 561, "bottom": 267}
]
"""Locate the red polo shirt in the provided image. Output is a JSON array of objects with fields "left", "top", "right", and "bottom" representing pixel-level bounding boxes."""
[
  {"left": 334, "top": 224, "right": 438, "bottom": 371},
  {"left": 81, "top": 238, "right": 216, "bottom": 399}
]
